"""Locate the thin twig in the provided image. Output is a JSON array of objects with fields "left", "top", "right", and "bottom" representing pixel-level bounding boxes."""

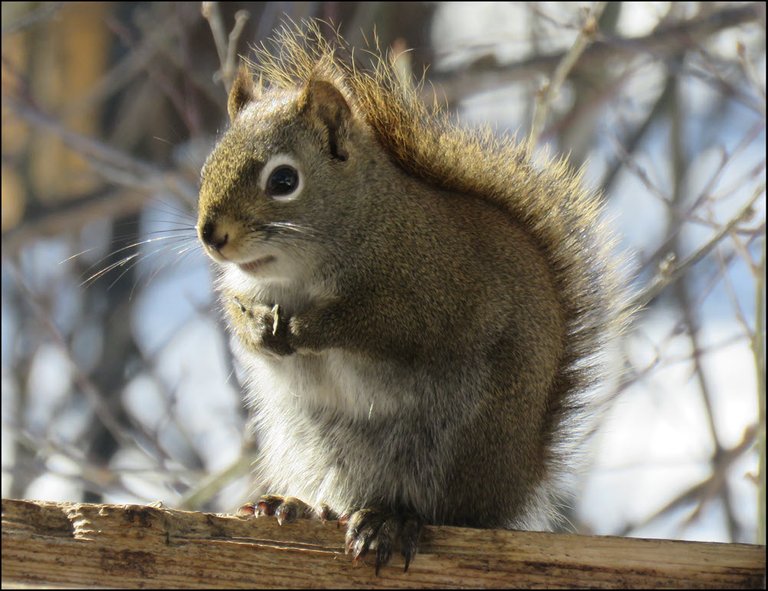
[
  {"left": 225, "top": 11, "right": 250, "bottom": 85},
  {"left": 602, "top": 74, "right": 676, "bottom": 194},
  {"left": 756, "top": 238, "right": 766, "bottom": 545},
  {"left": 627, "top": 182, "right": 766, "bottom": 312},
  {"left": 616, "top": 425, "right": 757, "bottom": 537},
  {"left": 202, "top": 2, "right": 250, "bottom": 93},
  {"left": 1, "top": 2, "right": 63, "bottom": 35},
  {"left": 177, "top": 452, "right": 254, "bottom": 510},
  {"left": 2, "top": 96, "right": 197, "bottom": 201},
  {"left": 432, "top": 3, "right": 762, "bottom": 107},
  {"left": 201, "top": 2, "right": 228, "bottom": 75},
  {"left": 529, "top": 2, "right": 606, "bottom": 145},
  {"left": 737, "top": 41, "right": 767, "bottom": 111},
  {"left": 670, "top": 72, "right": 738, "bottom": 540},
  {"left": 5, "top": 263, "right": 152, "bottom": 460}
]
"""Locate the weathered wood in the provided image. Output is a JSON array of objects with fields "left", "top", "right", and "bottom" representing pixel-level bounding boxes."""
[{"left": 1, "top": 498, "right": 764, "bottom": 589}]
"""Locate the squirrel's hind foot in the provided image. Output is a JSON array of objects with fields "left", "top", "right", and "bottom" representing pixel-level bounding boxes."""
[
  {"left": 344, "top": 508, "right": 424, "bottom": 574},
  {"left": 239, "top": 497, "right": 424, "bottom": 573}
]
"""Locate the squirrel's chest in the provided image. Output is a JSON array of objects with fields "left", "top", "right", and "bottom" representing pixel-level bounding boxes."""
[{"left": 238, "top": 348, "right": 406, "bottom": 420}]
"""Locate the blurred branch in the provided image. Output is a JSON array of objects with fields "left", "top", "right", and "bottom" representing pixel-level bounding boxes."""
[
  {"left": 4, "top": 262, "right": 159, "bottom": 464},
  {"left": 737, "top": 41, "right": 767, "bottom": 112},
  {"left": 201, "top": 2, "right": 250, "bottom": 92},
  {"left": 4, "top": 96, "right": 197, "bottom": 199},
  {"left": 2, "top": 188, "right": 148, "bottom": 257},
  {"left": 201, "top": 2, "right": 228, "bottom": 78},
  {"left": 71, "top": 7, "right": 202, "bottom": 117},
  {"left": 757, "top": 238, "right": 766, "bottom": 545},
  {"left": 529, "top": 2, "right": 605, "bottom": 146},
  {"left": 602, "top": 73, "right": 676, "bottom": 194},
  {"left": 627, "top": 182, "right": 765, "bottom": 312},
  {"left": 433, "top": 3, "right": 763, "bottom": 105},
  {"left": 629, "top": 122, "right": 765, "bottom": 283},
  {"left": 669, "top": 70, "right": 737, "bottom": 541},
  {"left": 714, "top": 236, "right": 765, "bottom": 543},
  {"left": 108, "top": 6, "right": 204, "bottom": 135},
  {"left": 1, "top": 2, "right": 64, "bottom": 35},
  {"left": 616, "top": 424, "right": 757, "bottom": 537},
  {"left": 1, "top": 96, "right": 199, "bottom": 255},
  {"left": 177, "top": 452, "right": 254, "bottom": 510},
  {"left": 5, "top": 423, "right": 198, "bottom": 498}
]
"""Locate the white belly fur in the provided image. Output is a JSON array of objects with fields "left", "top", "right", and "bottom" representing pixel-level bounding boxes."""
[{"left": 234, "top": 341, "right": 445, "bottom": 516}]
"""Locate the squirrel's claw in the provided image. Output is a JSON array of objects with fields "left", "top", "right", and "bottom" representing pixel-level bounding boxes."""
[
  {"left": 238, "top": 494, "right": 314, "bottom": 523},
  {"left": 345, "top": 508, "right": 423, "bottom": 574},
  {"left": 239, "top": 497, "right": 424, "bottom": 573},
  {"left": 261, "top": 304, "right": 295, "bottom": 356},
  {"left": 400, "top": 515, "right": 423, "bottom": 572}
]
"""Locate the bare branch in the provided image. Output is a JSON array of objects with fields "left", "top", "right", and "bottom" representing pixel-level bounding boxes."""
[
  {"left": 627, "top": 183, "right": 766, "bottom": 312},
  {"left": 5, "top": 96, "right": 197, "bottom": 198},
  {"left": 1, "top": 2, "right": 64, "bottom": 36},
  {"left": 4, "top": 262, "right": 160, "bottom": 465},
  {"left": 433, "top": 3, "right": 763, "bottom": 105},
  {"left": 756, "top": 239, "right": 766, "bottom": 545},
  {"left": 529, "top": 2, "right": 606, "bottom": 146},
  {"left": 202, "top": 2, "right": 250, "bottom": 92}
]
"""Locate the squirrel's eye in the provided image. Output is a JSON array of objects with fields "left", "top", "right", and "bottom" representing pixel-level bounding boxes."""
[
  {"left": 266, "top": 165, "right": 299, "bottom": 197},
  {"left": 259, "top": 155, "right": 303, "bottom": 202}
]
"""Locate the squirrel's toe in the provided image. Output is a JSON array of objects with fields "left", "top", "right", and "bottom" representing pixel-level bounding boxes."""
[
  {"left": 345, "top": 508, "right": 424, "bottom": 574},
  {"left": 237, "top": 494, "right": 315, "bottom": 524}
]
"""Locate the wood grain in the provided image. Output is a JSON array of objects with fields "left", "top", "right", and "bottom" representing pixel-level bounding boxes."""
[{"left": 2, "top": 499, "right": 764, "bottom": 589}]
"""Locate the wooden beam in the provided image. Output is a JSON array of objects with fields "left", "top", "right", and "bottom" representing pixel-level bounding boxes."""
[{"left": 2, "top": 499, "right": 764, "bottom": 588}]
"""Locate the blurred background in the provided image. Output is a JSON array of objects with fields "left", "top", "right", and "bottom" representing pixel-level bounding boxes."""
[{"left": 1, "top": 2, "right": 765, "bottom": 545}]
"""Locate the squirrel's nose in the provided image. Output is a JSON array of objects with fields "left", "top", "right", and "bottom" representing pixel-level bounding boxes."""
[{"left": 200, "top": 220, "right": 228, "bottom": 251}]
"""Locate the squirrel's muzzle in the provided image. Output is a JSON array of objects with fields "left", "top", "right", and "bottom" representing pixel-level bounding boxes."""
[{"left": 199, "top": 219, "right": 228, "bottom": 252}]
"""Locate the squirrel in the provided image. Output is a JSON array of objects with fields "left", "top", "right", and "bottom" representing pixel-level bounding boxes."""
[{"left": 197, "top": 21, "right": 624, "bottom": 572}]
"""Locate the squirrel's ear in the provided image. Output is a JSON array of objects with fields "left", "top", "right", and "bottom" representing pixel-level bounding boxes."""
[
  {"left": 301, "top": 79, "right": 351, "bottom": 161},
  {"left": 228, "top": 65, "right": 259, "bottom": 123}
]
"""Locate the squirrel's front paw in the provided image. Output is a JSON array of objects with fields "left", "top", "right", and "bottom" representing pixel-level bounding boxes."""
[
  {"left": 237, "top": 494, "right": 336, "bottom": 524},
  {"left": 261, "top": 303, "right": 296, "bottom": 356},
  {"left": 230, "top": 298, "right": 295, "bottom": 356}
]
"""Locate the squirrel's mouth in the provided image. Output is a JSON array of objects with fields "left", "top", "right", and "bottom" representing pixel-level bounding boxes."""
[{"left": 238, "top": 256, "right": 276, "bottom": 273}]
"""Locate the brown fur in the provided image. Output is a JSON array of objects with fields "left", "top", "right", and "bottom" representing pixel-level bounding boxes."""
[{"left": 197, "top": 19, "right": 626, "bottom": 557}]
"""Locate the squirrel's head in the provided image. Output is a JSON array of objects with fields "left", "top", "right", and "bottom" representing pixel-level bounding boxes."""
[{"left": 197, "top": 66, "right": 365, "bottom": 283}]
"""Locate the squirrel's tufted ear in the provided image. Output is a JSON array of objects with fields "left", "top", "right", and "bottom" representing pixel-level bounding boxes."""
[
  {"left": 301, "top": 79, "right": 351, "bottom": 161},
  {"left": 228, "top": 65, "right": 259, "bottom": 123}
]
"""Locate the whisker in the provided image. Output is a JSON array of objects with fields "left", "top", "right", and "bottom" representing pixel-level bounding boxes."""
[
  {"left": 60, "top": 247, "right": 100, "bottom": 265},
  {"left": 174, "top": 244, "right": 198, "bottom": 256},
  {"left": 264, "top": 221, "right": 320, "bottom": 239},
  {"left": 62, "top": 193, "right": 203, "bottom": 297},
  {"left": 142, "top": 217, "right": 196, "bottom": 227},
  {"left": 133, "top": 241, "right": 208, "bottom": 298},
  {"left": 78, "top": 235, "right": 197, "bottom": 288},
  {"left": 80, "top": 253, "right": 141, "bottom": 288},
  {"left": 143, "top": 226, "right": 197, "bottom": 235},
  {"left": 108, "top": 237, "right": 201, "bottom": 295},
  {"left": 147, "top": 199, "right": 197, "bottom": 220},
  {"left": 137, "top": 243, "right": 204, "bottom": 296},
  {"left": 80, "top": 234, "right": 190, "bottom": 271}
]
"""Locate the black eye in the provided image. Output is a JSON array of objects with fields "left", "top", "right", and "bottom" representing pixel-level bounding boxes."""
[{"left": 266, "top": 165, "right": 299, "bottom": 197}]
